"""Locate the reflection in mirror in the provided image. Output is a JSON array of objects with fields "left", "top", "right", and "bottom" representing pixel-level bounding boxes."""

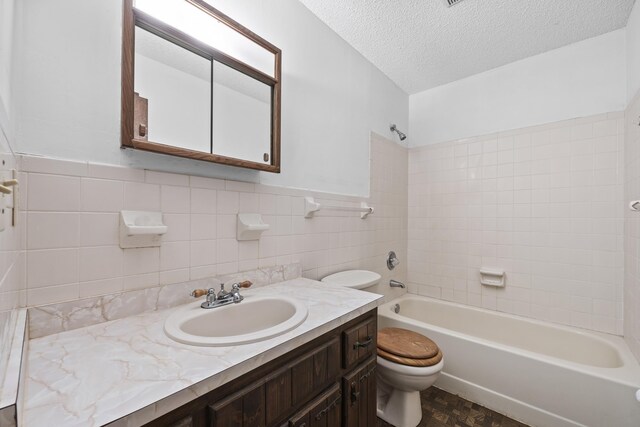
[
  {"left": 213, "top": 62, "right": 271, "bottom": 164},
  {"left": 134, "top": 27, "right": 212, "bottom": 152},
  {"left": 134, "top": 0, "right": 275, "bottom": 77}
]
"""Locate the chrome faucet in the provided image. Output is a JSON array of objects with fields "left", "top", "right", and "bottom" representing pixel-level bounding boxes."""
[
  {"left": 389, "top": 279, "right": 405, "bottom": 289},
  {"left": 191, "top": 280, "right": 252, "bottom": 309}
]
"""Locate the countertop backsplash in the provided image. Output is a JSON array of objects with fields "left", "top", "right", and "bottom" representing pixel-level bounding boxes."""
[{"left": 28, "top": 263, "right": 302, "bottom": 339}]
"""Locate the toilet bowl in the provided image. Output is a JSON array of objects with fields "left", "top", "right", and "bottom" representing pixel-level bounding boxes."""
[
  {"left": 321, "top": 270, "right": 443, "bottom": 427},
  {"left": 376, "top": 327, "right": 444, "bottom": 427}
]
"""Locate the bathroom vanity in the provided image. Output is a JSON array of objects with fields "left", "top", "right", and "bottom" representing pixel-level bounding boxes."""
[
  {"left": 147, "top": 309, "right": 377, "bottom": 427},
  {"left": 21, "top": 279, "right": 382, "bottom": 427}
]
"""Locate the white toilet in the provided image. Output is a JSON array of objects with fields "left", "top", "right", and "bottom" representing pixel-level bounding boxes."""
[
  {"left": 321, "top": 270, "right": 444, "bottom": 427},
  {"left": 376, "top": 327, "right": 443, "bottom": 427}
]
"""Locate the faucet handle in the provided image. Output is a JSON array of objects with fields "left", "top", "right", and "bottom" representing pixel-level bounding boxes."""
[
  {"left": 190, "top": 289, "right": 209, "bottom": 298},
  {"left": 236, "top": 280, "right": 252, "bottom": 289}
]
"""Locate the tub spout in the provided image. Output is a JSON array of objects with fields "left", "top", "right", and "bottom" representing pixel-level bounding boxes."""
[{"left": 390, "top": 280, "right": 405, "bottom": 289}]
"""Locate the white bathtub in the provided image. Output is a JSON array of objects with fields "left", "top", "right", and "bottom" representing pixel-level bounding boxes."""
[{"left": 378, "top": 295, "right": 640, "bottom": 427}]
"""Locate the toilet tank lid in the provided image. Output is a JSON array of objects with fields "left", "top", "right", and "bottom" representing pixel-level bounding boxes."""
[{"left": 321, "top": 270, "right": 381, "bottom": 289}]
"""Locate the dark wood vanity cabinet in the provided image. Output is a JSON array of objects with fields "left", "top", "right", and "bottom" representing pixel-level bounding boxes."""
[{"left": 145, "top": 309, "right": 377, "bottom": 427}]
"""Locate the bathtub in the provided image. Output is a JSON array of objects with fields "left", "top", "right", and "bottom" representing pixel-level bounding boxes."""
[{"left": 378, "top": 295, "right": 640, "bottom": 427}]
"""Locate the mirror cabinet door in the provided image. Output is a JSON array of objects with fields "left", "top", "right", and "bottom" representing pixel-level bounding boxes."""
[
  {"left": 212, "top": 61, "right": 272, "bottom": 164},
  {"left": 122, "top": 0, "right": 281, "bottom": 172}
]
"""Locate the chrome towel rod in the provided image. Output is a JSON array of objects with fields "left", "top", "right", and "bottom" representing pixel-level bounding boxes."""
[{"left": 304, "top": 196, "right": 374, "bottom": 219}]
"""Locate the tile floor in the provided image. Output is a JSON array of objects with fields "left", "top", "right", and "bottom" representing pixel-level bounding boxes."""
[{"left": 377, "top": 387, "right": 529, "bottom": 427}]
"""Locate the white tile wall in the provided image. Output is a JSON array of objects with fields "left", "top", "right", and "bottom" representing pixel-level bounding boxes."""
[
  {"left": 624, "top": 92, "right": 640, "bottom": 360},
  {"left": 408, "top": 112, "right": 625, "bottom": 335},
  {"left": 0, "top": 115, "right": 26, "bottom": 389},
  {"left": 18, "top": 133, "right": 407, "bottom": 306},
  {"left": 0, "top": 139, "right": 25, "bottom": 314}
]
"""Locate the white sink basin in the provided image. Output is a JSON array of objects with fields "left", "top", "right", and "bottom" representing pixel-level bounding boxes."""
[{"left": 164, "top": 295, "right": 308, "bottom": 346}]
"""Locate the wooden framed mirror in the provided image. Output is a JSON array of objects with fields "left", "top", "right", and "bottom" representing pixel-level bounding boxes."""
[{"left": 121, "top": 0, "right": 281, "bottom": 172}]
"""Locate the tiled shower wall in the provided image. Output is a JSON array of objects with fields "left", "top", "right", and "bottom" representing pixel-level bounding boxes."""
[
  {"left": 408, "top": 112, "right": 624, "bottom": 335},
  {"left": 624, "top": 92, "right": 640, "bottom": 360},
  {"left": 17, "top": 132, "right": 407, "bottom": 308}
]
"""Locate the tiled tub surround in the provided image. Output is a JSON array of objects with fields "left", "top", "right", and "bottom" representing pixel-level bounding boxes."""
[
  {"left": 19, "top": 132, "right": 407, "bottom": 308},
  {"left": 27, "top": 263, "right": 301, "bottom": 339},
  {"left": 408, "top": 112, "right": 625, "bottom": 334},
  {"left": 22, "top": 279, "right": 382, "bottom": 427},
  {"left": 624, "top": 91, "right": 640, "bottom": 361}
]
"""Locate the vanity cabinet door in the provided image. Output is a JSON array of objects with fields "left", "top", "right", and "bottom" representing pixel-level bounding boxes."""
[
  {"left": 208, "top": 381, "right": 265, "bottom": 427},
  {"left": 265, "top": 365, "right": 292, "bottom": 425},
  {"left": 289, "top": 383, "right": 341, "bottom": 427},
  {"left": 343, "top": 318, "right": 376, "bottom": 370},
  {"left": 266, "top": 336, "right": 341, "bottom": 425},
  {"left": 342, "top": 357, "right": 376, "bottom": 427},
  {"left": 291, "top": 337, "right": 340, "bottom": 407}
]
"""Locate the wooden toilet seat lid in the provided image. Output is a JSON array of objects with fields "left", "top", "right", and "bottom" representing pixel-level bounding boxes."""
[
  {"left": 377, "top": 348, "right": 443, "bottom": 367},
  {"left": 377, "top": 327, "right": 439, "bottom": 359}
]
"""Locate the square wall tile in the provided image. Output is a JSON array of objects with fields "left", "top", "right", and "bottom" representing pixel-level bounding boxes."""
[
  {"left": 28, "top": 174, "right": 81, "bottom": 211},
  {"left": 27, "top": 249, "right": 78, "bottom": 289}
]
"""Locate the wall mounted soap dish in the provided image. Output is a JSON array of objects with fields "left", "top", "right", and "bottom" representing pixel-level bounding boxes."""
[{"left": 237, "top": 213, "right": 269, "bottom": 241}]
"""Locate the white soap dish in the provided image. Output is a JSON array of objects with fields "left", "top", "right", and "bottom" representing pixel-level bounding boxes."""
[
  {"left": 480, "top": 269, "right": 505, "bottom": 287},
  {"left": 119, "top": 211, "right": 167, "bottom": 248},
  {"left": 237, "top": 213, "right": 269, "bottom": 241}
]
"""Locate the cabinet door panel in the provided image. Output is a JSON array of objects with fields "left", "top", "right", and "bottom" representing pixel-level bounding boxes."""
[
  {"left": 292, "top": 336, "right": 341, "bottom": 408},
  {"left": 292, "top": 353, "right": 314, "bottom": 406},
  {"left": 266, "top": 367, "right": 292, "bottom": 425},
  {"left": 342, "top": 356, "right": 376, "bottom": 427},
  {"left": 343, "top": 318, "right": 376, "bottom": 370},
  {"left": 209, "top": 396, "right": 243, "bottom": 427},
  {"left": 312, "top": 347, "right": 327, "bottom": 389},
  {"left": 209, "top": 382, "right": 265, "bottom": 427},
  {"left": 289, "top": 384, "right": 341, "bottom": 427},
  {"left": 243, "top": 383, "right": 265, "bottom": 427},
  {"left": 326, "top": 338, "right": 341, "bottom": 381}
]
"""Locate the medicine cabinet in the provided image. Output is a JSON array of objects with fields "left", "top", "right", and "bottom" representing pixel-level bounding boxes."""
[{"left": 121, "top": 0, "right": 282, "bottom": 172}]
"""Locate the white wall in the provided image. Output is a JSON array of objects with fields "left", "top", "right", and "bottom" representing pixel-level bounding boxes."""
[
  {"left": 13, "top": 0, "right": 408, "bottom": 197},
  {"left": 0, "top": 0, "right": 16, "bottom": 132},
  {"left": 628, "top": 0, "right": 640, "bottom": 103},
  {"left": 409, "top": 30, "right": 627, "bottom": 147}
]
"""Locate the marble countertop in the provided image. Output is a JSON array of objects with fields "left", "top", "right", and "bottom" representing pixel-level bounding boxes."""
[
  {"left": 22, "top": 279, "right": 382, "bottom": 427},
  {"left": 0, "top": 309, "right": 26, "bottom": 427}
]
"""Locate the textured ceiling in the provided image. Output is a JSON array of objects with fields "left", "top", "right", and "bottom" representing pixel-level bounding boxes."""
[{"left": 298, "top": 0, "right": 636, "bottom": 94}]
